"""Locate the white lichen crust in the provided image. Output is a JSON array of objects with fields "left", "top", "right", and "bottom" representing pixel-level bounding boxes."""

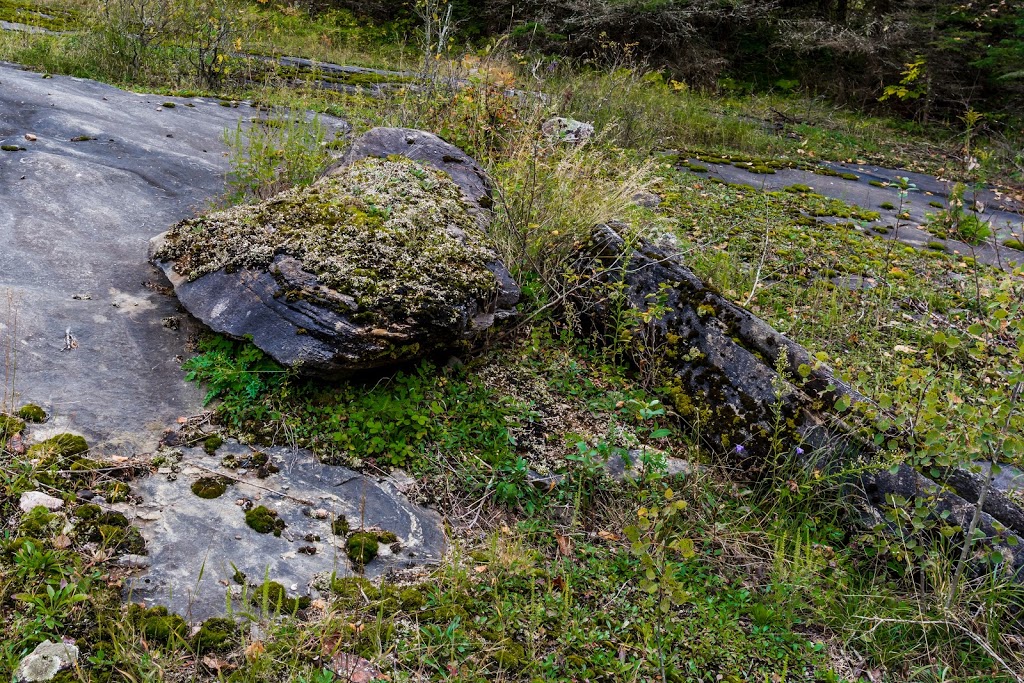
[{"left": 154, "top": 156, "right": 499, "bottom": 328}]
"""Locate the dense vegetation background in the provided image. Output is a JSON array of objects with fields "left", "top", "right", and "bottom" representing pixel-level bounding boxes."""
[{"left": 308, "top": 0, "right": 1024, "bottom": 125}]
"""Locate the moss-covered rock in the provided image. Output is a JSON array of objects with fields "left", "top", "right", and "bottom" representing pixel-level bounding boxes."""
[
  {"left": 245, "top": 505, "right": 285, "bottom": 536},
  {"left": 16, "top": 404, "right": 47, "bottom": 423},
  {"left": 155, "top": 156, "right": 498, "bottom": 326},
  {"left": 346, "top": 532, "right": 379, "bottom": 567},
  {"left": 191, "top": 476, "right": 228, "bottom": 499},
  {"left": 150, "top": 129, "right": 520, "bottom": 375},
  {"left": 202, "top": 435, "right": 223, "bottom": 454}
]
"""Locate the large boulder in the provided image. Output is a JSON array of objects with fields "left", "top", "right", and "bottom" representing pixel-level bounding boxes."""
[{"left": 151, "top": 128, "right": 519, "bottom": 374}]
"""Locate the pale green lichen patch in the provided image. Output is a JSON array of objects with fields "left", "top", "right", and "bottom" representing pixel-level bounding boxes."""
[{"left": 155, "top": 156, "right": 499, "bottom": 329}]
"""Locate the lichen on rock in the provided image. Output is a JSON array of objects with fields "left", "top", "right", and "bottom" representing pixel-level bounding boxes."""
[{"left": 153, "top": 155, "right": 499, "bottom": 330}]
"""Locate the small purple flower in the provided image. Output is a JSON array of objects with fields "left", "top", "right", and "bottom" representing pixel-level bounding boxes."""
[
  {"left": 796, "top": 447, "right": 805, "bottom": 456},
  {"left": 734, "top": 444, "right": 745, "bottom": 454}
]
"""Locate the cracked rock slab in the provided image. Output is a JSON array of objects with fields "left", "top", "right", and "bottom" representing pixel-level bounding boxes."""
[{"left": 120, "top": 440, "right": 446, "bottom": 622}]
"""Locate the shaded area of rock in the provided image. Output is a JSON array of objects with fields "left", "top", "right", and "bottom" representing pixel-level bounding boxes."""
[
  {"left": 120, "top": 440, "right": 446, "bottom": 621},
  {"left": 151, "top": 128, "right": 519, "bottom": 375}
]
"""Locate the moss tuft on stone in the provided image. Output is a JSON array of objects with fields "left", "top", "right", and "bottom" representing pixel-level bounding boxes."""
[
  {"left": 346, "top": 531, "right": 379, "bottom": 567},
  {"left": 154, "top": 156, "right": 499, "bottom": 330},
  {"left": 331, "top": 515, "right": 350, "bottom": 536},
  {"left": 191, "top": 476, "right": 228, "bottom": 499},
  {"left": 202, "top": 435, "right": 223, "bottom": 454},
  {"left": 245, "top": 505, "right": 285, "bottom": 536},
  {"left": 16, "top": 404, "right": 47, "bottom": 423},
  {"left": 376, "top": 530, "right": 398, "bottom": 544},
  {"left": 28, "top": 433, "right": 89, "bottom": 466}
]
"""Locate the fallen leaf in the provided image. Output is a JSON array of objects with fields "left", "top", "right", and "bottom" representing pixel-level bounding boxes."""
[
  {"left": 555, "top": 533, "right": 573, "bottom": 557},
  {"left": 326, "top": 649, "right": 385, "bottom": 682},
  {"left": 597, "top": 530, "right": 620, "bottom": 541},
  {"left": 52, "top": 534, "right": 71, "bottom": 549},
  {"left": 177, "top": 417, "right": 188, "bottom": 424},
  {"left": 473, "top": 565, "right": 488, "bottom": 574},
  {"left": 893, "top": 345, "right": 919, "bottom": 354},
  {"left": 245, "top": 641, "right": 265, "bottom": 660},
  {"left": 202, "top": 655, "right": 234, "bottom": 673}
]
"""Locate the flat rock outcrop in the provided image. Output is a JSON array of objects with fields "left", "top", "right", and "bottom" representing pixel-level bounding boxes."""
[{"left": 151, "top": 128, "right": 519, "bottom": 374}]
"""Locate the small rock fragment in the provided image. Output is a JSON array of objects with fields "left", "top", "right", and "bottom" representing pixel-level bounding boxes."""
[
  {"left": 15, "top": 639, "right": 79, "bottom": 682},
  {"left": 25, "top": 133, "right": 37, "bottom": 141},
  {"left": 19, "top": 491, "right": 64, "bottom": 513}
]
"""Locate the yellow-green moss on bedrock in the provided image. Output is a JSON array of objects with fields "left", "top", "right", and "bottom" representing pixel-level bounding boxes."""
[
  {"left": 17, "top": 404, "right": 47, "bottom": 423},
  {"left": 154, "top": 156, "right": 500, "bottom": 329}
]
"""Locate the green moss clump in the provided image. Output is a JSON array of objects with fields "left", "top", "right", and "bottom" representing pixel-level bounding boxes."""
[
  {"left": 20, "top": 506, "right": 57, "bottom": 537},
  {"left": 346, "top": 532, "right": 379, "bottom": 566},
  {"left": 28, "top": 433, "right": 89, "bottom": 466},
  {"left": 330, "top": 575, "right": 379, "bottom": 604},
  {"left": 493, "top": 643, "right": 527, "bottom": 668},
  {"left": 1003, "top": 239, "right": 1024, "bottom": 252},
  {"left": 154, "top": 156, "right": 499, "bottom": 331},
  {"left": 97, "top": 481, "right": 130, "bottom": 503},
  {"left": 399, "top": 587, "right": 426, "bottom": 611},
  {"left": 203, "top": 435, "right": 224, "bottom": 454},
  {"left": 784, "top": 184, "right": 812, "bottom": 193},
  {"left": 869, "top": 180, "right": 887, "bottom": 188},
  {"left": 74, "top": 503, "right": 101, "bottom": 520},
  {"left": 69, "top": 135, "right": 95, "bottom": 142},
  {"left": 245, "top": 505, "right": 285, "bottom": 536},
  {"left": 927, "top": 241, "right": 947, "bottom": 251},
  {"left": 839, "top": 172, "right": 859, "bottom": 181},
  {"left": 192, "top": 617, "right": 237, "bottom": 653},
  {"left": 1, "top": 144, "right": 25, "bottom": 152},
  {"left": 141, "top": 607, "right": 188, "bottom": 645},
  {"left": 161, "top": 102, "right": 176, "bottom": 108},
  {"left": 376, "top": 530, "right": 398, "bottom": 544},
  {"left": 879, "top": 201, "right": 895, "bottom": 210},
  {"left": 191, "top": 476, "right": 228, "bottom": 499},
  {"left": 0, "top": 414, "right": 25, "bottom": 441},
  {"left": 17, "top": 404, "right": 46, "bottom": 423},
  {"left": 253, "top": 580, "right": 311, "bottom": 612},
  {"left": 929, "top": 200, "right": 944, "bottom": 208},
  {"left": 332, "top": 515, "right": 350, "bottom": 535}
]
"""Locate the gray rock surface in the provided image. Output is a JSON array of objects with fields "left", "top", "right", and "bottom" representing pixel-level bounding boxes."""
[
  {"left": 0, "top": 62, "right": 333, "bottom": 454},
  {"left": 19, "top": 490, "right": 64, "bottom": 512},
  {"left": 121, "top": 439, "right": 446, "bottom": 621},
  {"left": 151, "top": 128, "right": 519, "bottom": 375}
]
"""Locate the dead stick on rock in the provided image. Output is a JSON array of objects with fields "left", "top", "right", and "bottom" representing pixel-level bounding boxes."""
[{"left": 190, "top": 462, "right": 315, "bottom": 506}]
